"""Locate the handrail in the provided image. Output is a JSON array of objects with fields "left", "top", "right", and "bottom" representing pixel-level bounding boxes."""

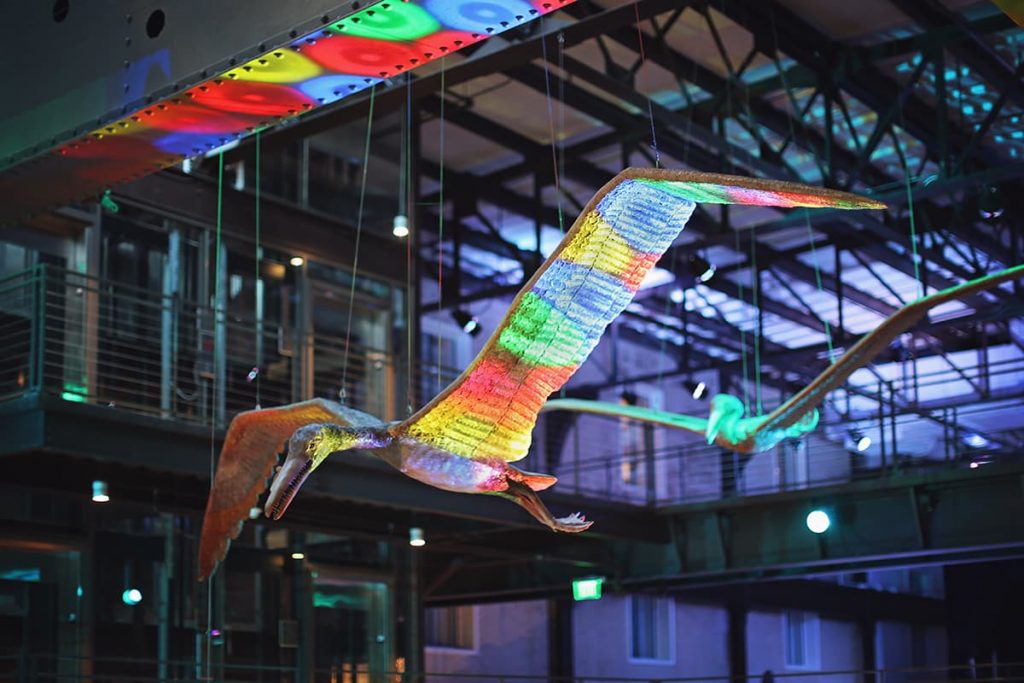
[
  {"left": 0, "top": 263, "right": 1020, "bottom": 509},
  {"left": 2, "top": 653, "right": 1022, "bottom": 683}
]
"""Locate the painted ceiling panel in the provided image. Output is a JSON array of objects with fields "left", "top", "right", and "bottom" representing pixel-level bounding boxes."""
[{"left": 0, "top": 0, "right": 575, "bottom": 223}]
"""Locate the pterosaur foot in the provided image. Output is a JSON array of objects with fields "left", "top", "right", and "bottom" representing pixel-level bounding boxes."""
[{"left": 499, "top": 480, "right": 594, "bottom": 533}]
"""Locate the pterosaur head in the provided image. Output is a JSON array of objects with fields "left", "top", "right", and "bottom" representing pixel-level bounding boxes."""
[
  {"left": 705, "top": 394, "right": 747, "bottom": 445},
  {"left": 265, "top": 424, "right": 355, "bottom": 520}
]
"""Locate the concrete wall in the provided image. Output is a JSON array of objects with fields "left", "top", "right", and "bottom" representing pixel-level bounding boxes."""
[
  {"left": 746, "top": 610, "right": 861, "bottom": 683},
  {"left": 425, "top": 600, "right": 549, "bottom": 683},
  {"left": 573, "top": 597, "right": 730, "bottom": 681}
]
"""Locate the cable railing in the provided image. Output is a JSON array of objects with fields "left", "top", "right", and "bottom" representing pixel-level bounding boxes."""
[
  {"left": 1, "top": 653, "right": 1022, "bottom": 683},
  {"left": 0, "top": 265, "right": 436, "bottom": 426},
  {"left": 0, "top": 265, "right": 1020, "bottom": 511},
  {"left": 6, "top": 651, "right": 1024, "bottom": 683}
]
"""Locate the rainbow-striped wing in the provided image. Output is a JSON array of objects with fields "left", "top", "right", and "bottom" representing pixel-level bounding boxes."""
[{"left": 401, "top": 169, "right": 885, "bottom": 462}]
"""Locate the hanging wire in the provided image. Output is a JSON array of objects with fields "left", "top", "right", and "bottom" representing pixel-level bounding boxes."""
[
  {"left": 540, "top": 22, "right": 565, "bottom": 233},
  {"left": 634, "top": 4, "right": 660, "bottom": 167},
  {"left": 894, "top": 100, "right": 924, "bottom": 299},
  {"left": 437, "top": 59, "right": 446, "bottom": 389},
  {"left": 341, "top": 85, "right": 377, "bottom": 400},
  {"left": 769, "top": 11, "right": 838, "bottom": 366},
  {"left": 206, "top": 151, "right": 225, "bottom": 680},
  {"left": 404, "top": 76, "right": 415, "bottom": 415},
  {"left": 254, "top": 130, "right": 262, "bottom": 408},
  {"left": 750, "top": 229, "right": 763, "bottom": 414},
  {"left": 735, "top": 227, "right": 751, "bottom": 414}
]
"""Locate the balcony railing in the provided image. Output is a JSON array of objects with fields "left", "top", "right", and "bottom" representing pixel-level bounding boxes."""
[
  {"left": 1, "top": 265, "right": 1021, "bottom": 509},
  {"left": 0, "top": 265, "right": 450, "bottom": 427},
  {"left": 0, "top": 653, "right": 1021, "bottom": 683}
]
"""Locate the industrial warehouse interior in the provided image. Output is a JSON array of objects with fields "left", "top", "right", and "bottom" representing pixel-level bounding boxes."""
[{"left": 1, "top": 0, "right": 1023, "bottom": 681}]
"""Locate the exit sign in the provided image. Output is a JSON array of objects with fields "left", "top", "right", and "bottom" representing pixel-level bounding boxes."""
[{"left": 572, "top": 577, "right": 604, "bottom": 601}]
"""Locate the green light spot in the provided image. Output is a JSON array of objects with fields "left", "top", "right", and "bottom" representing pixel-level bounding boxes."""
[
  {"left": 331, "top": 3, "right": 439, "bottom": 41},
  {"left": 572, "top": 577, "right": 604, "bottom": 601},
  {"left": 638, "top": 178, "right": 727, "bottom": 204},
  {"left": 497, "top": 292, "right": 588, "bottom": 367},
  {"left": 62, "top": 382, "right": 88, "bottom": 403}
]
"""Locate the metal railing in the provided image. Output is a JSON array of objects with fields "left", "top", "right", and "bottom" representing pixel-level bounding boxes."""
[
  {"left": 0, "top": 265, "right": 447, "bottom": 427},
  {"left": 0, "top": 265, "right": 1020, "bottom": 510},
  {"left": 1, "top": 654, "right": 1022, "bottom": 683}
]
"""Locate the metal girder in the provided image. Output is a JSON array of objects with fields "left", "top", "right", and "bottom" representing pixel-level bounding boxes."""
[
  {"left": 678, "top": 578, "right": 946, "bottom": 625},
  {"left": 716, "top": 0, "right": 1004, "bottom": 170},
  {"left": 0, "top": 391, "right": 667, "bottom": 544},
  {"left": 563, "top": 304, "right": 1019, "bottom": 396},
  {"left": 0, "top": 0, "right": 364, "bottom": 164},
  {"left": 888, "top": 0, "right": 1024, "bottom": 112},
  {"left": 425, "top": 461, "right": 1024, "bottom": 603},
  {"left": 227, "top": 0, "right": 696, "bottom": 159}
]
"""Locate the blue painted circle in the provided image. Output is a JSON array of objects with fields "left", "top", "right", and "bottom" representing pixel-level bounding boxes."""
[{"left": 424, "top": 0, "right": 533, "bottom": 33}]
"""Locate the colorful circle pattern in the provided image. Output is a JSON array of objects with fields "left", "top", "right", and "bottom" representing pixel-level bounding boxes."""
[{"left": 51, "top": 0, "right": 572, "bottom": 203}]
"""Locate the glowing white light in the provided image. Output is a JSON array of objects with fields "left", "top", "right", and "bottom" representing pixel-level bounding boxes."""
[
  {"left": 964, "top": 433, "right": 989, "bottom": 448},
  {"left": 122, "top": 588, "right": 142, "bottom": 605},
  {"left": 699, "top": 264, "right": 716, "bottom": 282},
  {"left": 856, "top": 436, "right": 872, "bottom": 452},
  {"left": 290, "top": 552, "right": 305, "bottom": 560},
  {"left": 806, "top": 510, "right": 831, "bottom": 534},
  {"left": 92, "top": 480, "right": 109, "bottom": 503},
  {"left": 692, "top": 381, "right": 707, "bottom": 400},
  {"left": 289, "top": 256, "right": 305, "bottom": 267},
  {"left": 669, "top": 288, "right": 685, "bottom": 304},
  {"left": 393, "top": 215, "right": 409, "bottom": 238},
  {"left": 409, "top": 527, "right": 425, "bottom": 547}
]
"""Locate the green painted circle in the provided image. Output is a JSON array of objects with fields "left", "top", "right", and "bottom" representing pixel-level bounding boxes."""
[{"left": 331, "top": 3, "right": 440, "bottom": 41}]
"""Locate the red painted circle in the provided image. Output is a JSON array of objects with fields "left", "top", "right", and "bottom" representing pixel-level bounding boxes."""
[
  {"left": 143, "top": 101, "right": 261, "bottom": 133},
  {"left": 190, "top": 80, "right": 315, "bottom": 118},
  {"left": 302, "top": 35, "right": 424, "bottom": 76}
]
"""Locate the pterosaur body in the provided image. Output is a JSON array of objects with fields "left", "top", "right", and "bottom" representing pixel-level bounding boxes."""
[
  {"left": 542, "top": 263, "right": 1024, "bottom": 453},
  {"left": 198, "top": 168, "right": 883, "bottom": 579}
]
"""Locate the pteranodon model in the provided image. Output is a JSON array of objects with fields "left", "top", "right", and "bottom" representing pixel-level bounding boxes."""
[
  {"left": 542, "top": 263, "right": 1024, "bottom": 454},
  {"left": 197, "top": 168, "right": 883, "bottom": 579}
]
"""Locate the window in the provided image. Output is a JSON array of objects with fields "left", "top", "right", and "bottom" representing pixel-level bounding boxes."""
[
  {"left": 628, "top": 595, "right": 674, "bottom": 662},
  {"left": 425, "top": 606, "right": 475, "bottom": 650},
  {"left": 784, "top": 611, "right": 819, "bottom": 669}
]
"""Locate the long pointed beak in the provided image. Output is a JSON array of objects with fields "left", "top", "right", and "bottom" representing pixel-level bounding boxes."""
[
  {"left": 705, "top": 410, "right": 725, "bottom": 445},
  {"left": 265, "top": 456, "right": 313, "bottom": 520}
]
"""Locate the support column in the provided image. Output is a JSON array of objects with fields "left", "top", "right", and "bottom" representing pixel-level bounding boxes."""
[
  {"left": 291, "top": 532, "right": 313, "bottom": 683},
  {"left": 157, "top": 514, "right": 175, "bottom": 681},
  {"left": 548, "top": 598, "right": 574, "bottom": 681},
  {"left": 728, "top": 603, "right": 748, "bottom": 683},
  {"left": 213, "top": 241, "right": 227, "bottom": 426},
  {"left": 860, "top": 619, "right": 877, "bottom": 683},
  {"left": 395, "top": 541, "right": 423, "bottom": 683},
  {"left": 161, "top": 226, "right": 181, "bottom": 418}
]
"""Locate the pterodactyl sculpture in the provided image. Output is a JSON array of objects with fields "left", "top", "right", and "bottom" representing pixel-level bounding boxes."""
[
  {"left": 542, "top": 263, "right": 1024, "bottom": 454},
  {"left": 197, "top": 168, "right": 884, "bottom": 579}
]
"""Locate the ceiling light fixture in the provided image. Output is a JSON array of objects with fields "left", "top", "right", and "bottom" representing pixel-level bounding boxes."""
[
  {"left": 451, "top": 309, "right": 481, "bottom": 336},
  {"left": 393, "top": 215, "right": 409, "bottom": 238},
  {"left": 848, "top": 429, "right": 871, "bottom": 452},
  {"left": 689, "top": 380, "right": 707, "bottom": 400},
  {"left": 92, "top": 480, "right": 110, "bottom": 503}
]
